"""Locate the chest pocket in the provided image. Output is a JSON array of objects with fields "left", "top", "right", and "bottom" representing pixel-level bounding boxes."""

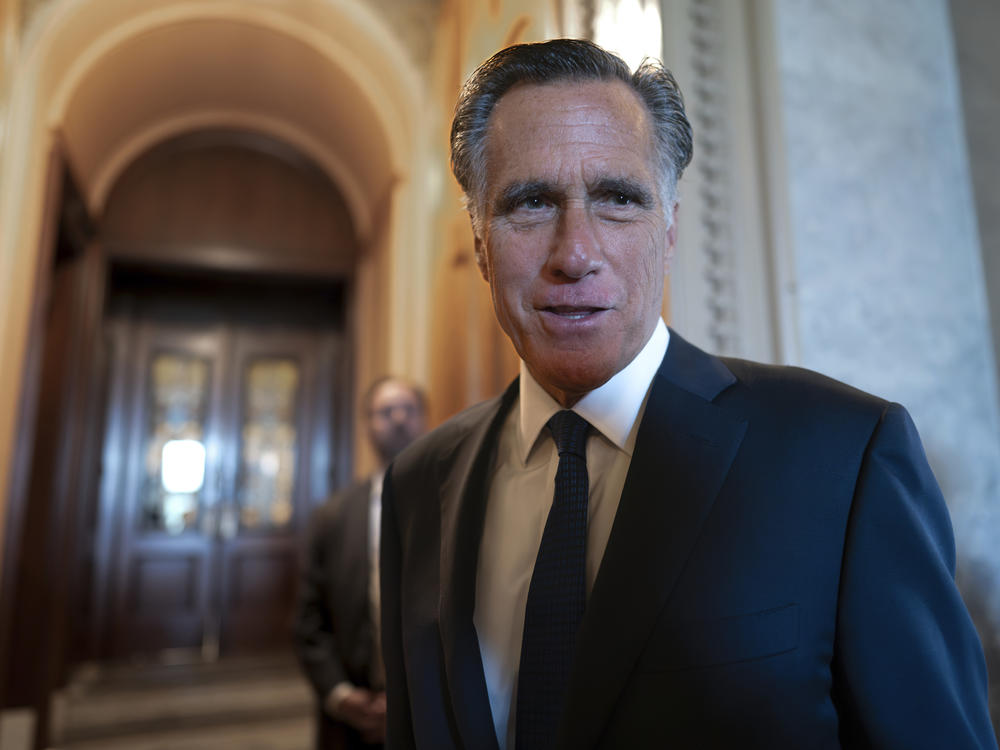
[{"left": 639, "top": 603, "right": 799, "bottom": 672}]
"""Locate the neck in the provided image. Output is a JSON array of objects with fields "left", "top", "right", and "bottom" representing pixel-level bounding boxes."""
[{"left": 546, "top": 386, "right": 584, "bottom": 409}]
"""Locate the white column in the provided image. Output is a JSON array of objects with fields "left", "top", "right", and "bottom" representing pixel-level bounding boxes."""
[{"left": 769, "top": 0, "right": 1000, "bottom": 648}]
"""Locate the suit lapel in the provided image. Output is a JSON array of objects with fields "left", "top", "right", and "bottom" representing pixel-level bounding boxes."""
[
  {"left": 558, "top": 332, "right": 748, "bottom": 749},
  {"left": 438, "top": 382, "right": 518, "bottom": 750}
]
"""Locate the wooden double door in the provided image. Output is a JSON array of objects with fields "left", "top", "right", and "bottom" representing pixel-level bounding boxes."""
[{"left": 98, "top": 273, "right": 348, "bottom": 660}]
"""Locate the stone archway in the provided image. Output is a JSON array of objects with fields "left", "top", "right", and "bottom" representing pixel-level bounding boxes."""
[{"left": 0, "top": 0, "right": 433, "bottom": 558}]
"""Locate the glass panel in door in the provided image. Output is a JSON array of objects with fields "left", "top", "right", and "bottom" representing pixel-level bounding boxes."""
[
  {"left": 140, "top": 352, "right": 211, "bottom": 535},
  {"left": 236, "top": 357, "right": 300, "bottom": 532}
]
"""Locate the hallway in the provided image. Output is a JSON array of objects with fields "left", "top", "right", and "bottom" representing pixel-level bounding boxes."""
[{"left": 51, "top": 656, "right": 313, "bottom": 750}]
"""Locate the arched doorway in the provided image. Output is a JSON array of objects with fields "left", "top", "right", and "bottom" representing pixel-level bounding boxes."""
[
  {"left": 93, "top": 129, "right": 355, "bottom": 661},
  {"left": 0, "top": 0, "right": 429, "bottom": 541}
]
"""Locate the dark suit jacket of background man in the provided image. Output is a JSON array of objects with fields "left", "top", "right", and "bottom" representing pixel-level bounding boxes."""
[
  {"left": 295, "top": 480, "right": 382, "bottom": 750},
  {"left": 380, "top": 330, "right": 996, "bottom": 749}
]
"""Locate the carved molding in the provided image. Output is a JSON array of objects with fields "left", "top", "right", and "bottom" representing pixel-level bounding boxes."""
[
  {"left": 686, "top": 0, "right": 740, "bottom": 355},
  {"left": 661, "top": 0, "right": 782, "bottom": 363}
]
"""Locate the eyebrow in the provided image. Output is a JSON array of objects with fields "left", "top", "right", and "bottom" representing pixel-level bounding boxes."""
[{"left": 492, "top": 176, "right": 657, "bottom": 215}]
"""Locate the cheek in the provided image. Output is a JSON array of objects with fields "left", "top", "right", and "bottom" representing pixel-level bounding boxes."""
[
  {"left": 487, "top": 243, "right": 535, "bottom": 298},
  {"left": 641, "top": 247, "right": 665, "bottom": 289},
  {"left": 616, "top": 228, "right": 666, "bottom": 297},
  {"left": 484, "top": 260, "right": 521, "bottom": 333}
]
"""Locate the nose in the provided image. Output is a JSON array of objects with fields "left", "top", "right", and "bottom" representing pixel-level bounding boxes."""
[
  {"left": 546, "top": 203, "right": 602, "bottom": 280},
  {"left": 388, "top": 404, "right": 416, "bottom": 423}
]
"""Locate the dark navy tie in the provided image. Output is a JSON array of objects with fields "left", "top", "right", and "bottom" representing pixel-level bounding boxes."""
[{"left": 515, "top": 410, "right": 590, "bottom": 750}]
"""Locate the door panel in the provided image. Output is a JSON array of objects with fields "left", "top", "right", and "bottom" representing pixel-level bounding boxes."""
[
  {"left": 101, "top": 279, "right": 345, "bottom": 660},
  {"left": 112, "top": 324, "right": 225, "bottom": 656},
  {"left": 123, "top": 544, "right": 207, "bottom": 650},
  {"left": 216, "top": 330, "right": 319, "bottom": 655}
]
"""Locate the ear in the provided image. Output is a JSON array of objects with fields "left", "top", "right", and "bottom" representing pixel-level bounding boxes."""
[
  {"left": 474, "top": 232, "right": 489, "bottom": 282},
  {"left": 664, "top": 203, "right": 679, "bottom": 273}
]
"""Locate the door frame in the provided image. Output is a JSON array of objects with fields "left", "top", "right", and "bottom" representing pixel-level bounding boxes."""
[
  {"left": 0, "top": 142, "right": 102, "bottom": 747},
  {"left": 93, "top": 270, "right": 351, "bottom": 662}
]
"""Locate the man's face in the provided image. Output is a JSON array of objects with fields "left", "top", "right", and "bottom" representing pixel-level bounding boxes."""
[
  {"left": 474, "top": 80, "right": 675, "bottom": 406},
  {"left": 368, "top": 380, "right": 425, "bottom": 465}
]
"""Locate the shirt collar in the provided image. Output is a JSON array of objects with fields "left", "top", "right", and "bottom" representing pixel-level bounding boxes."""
[{"left": 517, "top": 318, "right": 669, "bottom": 463}]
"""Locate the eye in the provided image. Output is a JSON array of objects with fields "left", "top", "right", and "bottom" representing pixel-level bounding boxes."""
[
  {"left": 593, "top": 179, "right": 652, "bottom": 211},
  {"left": 521, "top": 195, "right": 546, "bottom": 209}
]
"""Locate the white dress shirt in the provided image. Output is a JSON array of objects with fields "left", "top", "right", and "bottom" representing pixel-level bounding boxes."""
[
  {"left": 473, "top": 319, "right": 669, "bottom": 749},
  {"left": 368, "top": 471, "right": 385, "bottom": 689}
]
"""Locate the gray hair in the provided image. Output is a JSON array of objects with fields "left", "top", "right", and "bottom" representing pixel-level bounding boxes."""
[{"left": 450, "top": 38, "right": 693, "bottom": 231}]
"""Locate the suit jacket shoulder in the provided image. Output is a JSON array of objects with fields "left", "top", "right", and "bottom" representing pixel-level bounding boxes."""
[
  {"left": 389, "top": 384, "right": 517, "bottom": 516},
  {"left": 720, "top": 355, "right": 886, "bottom": 409}
]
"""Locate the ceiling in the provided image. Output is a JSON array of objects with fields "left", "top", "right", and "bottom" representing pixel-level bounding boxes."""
[{"left": 40, "top": 1, "right": 423, "bottom": 241}]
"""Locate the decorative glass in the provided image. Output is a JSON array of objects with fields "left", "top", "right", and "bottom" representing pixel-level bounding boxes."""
[
  {"left": 142, "top": 353, "right": 210, "bottom": 534},
  {"left": 237, "top": 358, "right": 299, "bottom": 530}
]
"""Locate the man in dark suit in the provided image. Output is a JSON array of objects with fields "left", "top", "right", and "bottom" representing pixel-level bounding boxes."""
[
  {"left": 295, "top": 377, "right": 426, "bottom": 750},
  {"left": 380, "top": 39, "right": 997, "bottom": 749}
]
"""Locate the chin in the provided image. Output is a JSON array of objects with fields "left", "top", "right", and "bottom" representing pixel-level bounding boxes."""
[{"left": 543, "top": 364, "right": 616, "bottom": 400}]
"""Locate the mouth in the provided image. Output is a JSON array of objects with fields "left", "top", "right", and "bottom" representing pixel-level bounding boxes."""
[{"left": 542, "top": 305, "right": 607, "bottom": 320}]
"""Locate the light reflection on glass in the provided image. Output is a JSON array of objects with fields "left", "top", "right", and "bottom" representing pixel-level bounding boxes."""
[
  {"left": 161, "top": 439, "right": 206, "bottom": 493},
  {"left": 142, "top": 353, "right": 209, "bottom": 534}
]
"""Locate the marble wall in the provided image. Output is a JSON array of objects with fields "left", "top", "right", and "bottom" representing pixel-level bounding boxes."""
[{"left": 771, "top": 0, "right": 1000, "bottom": 725}]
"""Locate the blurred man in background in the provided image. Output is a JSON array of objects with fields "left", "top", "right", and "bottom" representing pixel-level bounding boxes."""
[{"left": 295, "top": 377, "right": 426, "bottom": 750}]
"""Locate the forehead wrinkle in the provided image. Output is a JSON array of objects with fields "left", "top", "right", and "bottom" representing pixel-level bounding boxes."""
[
  {"left": 482, "top": 80, "right": 661, "bottom": 208},
  {"left": 488, "top": 80, "right": 655, "bottom": 147},
  {"left": 493, "top": 80, "right": 653, "bottom": 135},
  {"left": 490, "top": 131, "right": 658, "bottom": 189},
  {"left": 496, "top": 157, "right": 651, "bottom": 191}
]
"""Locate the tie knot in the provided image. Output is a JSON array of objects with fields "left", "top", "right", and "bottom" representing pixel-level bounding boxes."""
[{"left": 546, "top": 410, "right": 590, "bottom": 458}]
